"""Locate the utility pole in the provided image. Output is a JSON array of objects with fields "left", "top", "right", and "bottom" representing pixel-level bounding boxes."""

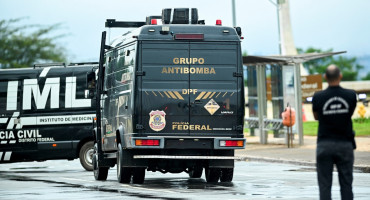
[
  {"left": 231, "top": 0, "right": 236, "bottom": 27},
  {"left": 276, "top": 1, "right": 282, "bottom": 54}
]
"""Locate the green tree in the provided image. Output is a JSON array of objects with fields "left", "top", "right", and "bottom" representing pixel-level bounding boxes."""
[
  {"left": 242, "top": 50, "right": 248, "bottom": 57},
  {"left": 297, "top": 47, "right": 364, "bottom": 81},
  {"left": 0, "top": 18, "right": 67, "bottom": 69},
  {"left": 362, "top": 72, "right": 370, "bottom": 81}
]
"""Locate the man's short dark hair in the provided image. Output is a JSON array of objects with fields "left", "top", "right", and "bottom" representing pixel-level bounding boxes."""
[{"left": 325, "top": 64, "right": 341, "bottom": 82}]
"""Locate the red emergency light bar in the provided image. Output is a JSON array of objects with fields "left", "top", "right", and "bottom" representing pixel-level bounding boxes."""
[
  {"left": 135, "top": 139, "right": 160, "bottom": 146},
  {"left": 175, "top": 33, "right": 204, "bottom": 40},
  {"left": 151, "top": 19, "right": 157, "bottom": 25},
  {"left": 216, "top": 19, "right": 222, "bottom": 26}
]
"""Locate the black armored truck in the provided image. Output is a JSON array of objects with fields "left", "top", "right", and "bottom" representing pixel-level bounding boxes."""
[{"left": 86, "top": 8, "right": 246, "bottom": 183}]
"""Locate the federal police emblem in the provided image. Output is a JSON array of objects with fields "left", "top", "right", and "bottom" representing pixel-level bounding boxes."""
[{"left": 149, "top": 110, "right": 166, "bottom": 132}]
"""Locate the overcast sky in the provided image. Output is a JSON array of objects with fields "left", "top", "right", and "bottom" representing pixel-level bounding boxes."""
[{"left": 1, "top": 0, "right": 369, "bottom": 62}]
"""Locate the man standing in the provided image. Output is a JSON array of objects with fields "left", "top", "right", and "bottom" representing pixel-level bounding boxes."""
[{"left": 312, "top": 64, "right": 357, "bottom": 200}]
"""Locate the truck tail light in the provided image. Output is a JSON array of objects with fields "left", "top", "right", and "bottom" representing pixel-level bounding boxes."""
[
  {"left": 135, "top": 139, "right": 160, "bottom": 146},
  {"left": 219, "top": 140, "right": 244, "bottom": 147}
]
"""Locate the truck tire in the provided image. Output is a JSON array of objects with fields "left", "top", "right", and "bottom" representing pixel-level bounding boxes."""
[
  {"left": 189, "top": 166, "right": 203, "bottom": 178},
  {"left": 93, "top": 153, "right": 109, "bottom": 180},
  {"left": 132, "top": 167, "right": 146, "bottom": 184},
  {"left": 117, "top": 144, "right": 132, "bottom": 183},
  {"left": 220, "top": 168, "right": 234, "bottom": 182},
  {"left": 205, "top": 167, "right": 221, "bottom": 183},
  {"left": 79, "top": 141, "right": 94, "bottom": 171}
]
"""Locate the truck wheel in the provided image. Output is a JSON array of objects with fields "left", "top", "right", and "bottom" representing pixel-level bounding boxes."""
[
  {"left": 79, "top": 141, "right": 94, "bottom": 171},
  {"left": 93, "top": 153, "right": 109, "bottom": 180},
  {"left": 220, "top": 168, "right": 234, "bottom": 182},
  {"left": 189, "top": 166, "right": 203, "bottom": 178},
  {"left": 205, "top": 167, "right": 221, "bottom": 183},
  {"left": 132, "top": 167, "right": 146, "bottom": 184},
  {"left": 117, "top": 144, "right": 132, "bottom": 183}
]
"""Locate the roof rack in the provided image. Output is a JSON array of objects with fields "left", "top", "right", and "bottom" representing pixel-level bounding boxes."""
[
  {"left": 33, "top": 63, "right": 65, "bottom": 69},
  {"left": 105, "top": 19, "right": 146, "bottom": 28},
  {"left": 69, "top": 62, "right": 99, "bottom": 66},
  {"left": 105, "top": 8, "right": 203, "bottom": 29}
]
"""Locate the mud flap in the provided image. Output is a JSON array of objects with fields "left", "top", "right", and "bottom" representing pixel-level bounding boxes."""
[
  {"left": 208, "top": 150, "right": 234, "bottom": 168},
  {"left": 121, "top": 149, "right": 148, "bottom": 167}
]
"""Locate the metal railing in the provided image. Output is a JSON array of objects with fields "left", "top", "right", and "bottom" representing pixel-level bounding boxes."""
[{"left": 244, "top": 117, "right": 283, "bottom": 130}]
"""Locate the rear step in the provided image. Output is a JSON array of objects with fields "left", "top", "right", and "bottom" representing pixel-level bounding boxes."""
[{"left": 133, "top": 155, "right": 242, "bottom": 160}]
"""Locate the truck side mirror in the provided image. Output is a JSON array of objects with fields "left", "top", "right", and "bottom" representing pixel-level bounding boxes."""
[
  {"left": 86, "top": 71, "right": 96, "bottom": 89},
  {"left": 85, "top": 71, "right": 96, "bottom": 98}
]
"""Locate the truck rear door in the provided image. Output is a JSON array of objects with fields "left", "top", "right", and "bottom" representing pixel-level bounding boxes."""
[
  {"left": 140, "top": 41, "right": 241, "bottom": 137},
  {"left": 141, "top": 42, "right": 190, "bottom": 136},
  {"left": 189, "top": 42, "right": 241, "bottom": 137}
]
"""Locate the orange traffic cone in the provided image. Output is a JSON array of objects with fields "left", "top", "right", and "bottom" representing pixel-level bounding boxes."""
[{"left": 302, "top": 104, "right": 307, "bottom": 122}]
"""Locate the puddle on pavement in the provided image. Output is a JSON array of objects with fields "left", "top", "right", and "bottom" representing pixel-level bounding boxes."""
[
  {"left": 4, "top": 174, "right": 187, "bottom": 200},
  {"left": 10, "top": 166, "right": 48, "bottom": 170},
  {"left": 286, "top": 167, "right": 316, "bottom": 172}
]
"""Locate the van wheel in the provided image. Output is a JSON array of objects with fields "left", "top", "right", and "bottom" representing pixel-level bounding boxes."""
[
  {"left": 93, "top": 153, "right": 109, "bottom": 180},
  {"left": 205, "top": 167, "right": 221, "bottom": 183},
  {"left": 220, "top": 168, "right": 234, "bottom": 182},
  {"left": 189, "top": 166, "right": 203, "bottom": 178},
  {"left": 132, "top": 167, "right": 146, "bottom": 184},
  {"left": 79, "top": 141, "right": 94, "bottom": 171},
  {"left": 117, "top": 144, "right": 132, "bottom": 183}
]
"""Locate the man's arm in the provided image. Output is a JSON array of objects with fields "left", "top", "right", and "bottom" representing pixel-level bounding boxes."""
[{"left": 312, "top": 93, "right": 319, "bottom": 120}]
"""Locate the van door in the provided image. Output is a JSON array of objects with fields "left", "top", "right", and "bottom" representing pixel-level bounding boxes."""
[
  {"left": 189, "top": 42, "right": 241, "bottom": 137},
  {"left": 141, "top": 42, "right": 190, "bottom": 136}
]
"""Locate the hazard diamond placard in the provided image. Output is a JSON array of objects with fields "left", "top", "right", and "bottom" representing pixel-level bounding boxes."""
[{"left": 204, "top": 99, "right": 220, "bottom": 115}]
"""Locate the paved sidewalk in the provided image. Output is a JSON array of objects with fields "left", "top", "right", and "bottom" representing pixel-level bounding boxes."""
[{"left": 236, "top": 135, "right": 370, "bottom": 173}]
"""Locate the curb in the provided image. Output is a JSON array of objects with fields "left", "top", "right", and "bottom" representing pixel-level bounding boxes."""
[{"left": 237, "top": 155, "right": 370, "bottom": 173}]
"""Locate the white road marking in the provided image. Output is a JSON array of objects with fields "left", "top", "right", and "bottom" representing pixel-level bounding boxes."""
[
  {"left": 1, "top": 141, "right": 7, "bottom": 144},
  {"left": 62, "top": 177, "right": 95, "bottom": 183},
  {"left": 122, "top": 184, "right": 175, "bottom": 193}
]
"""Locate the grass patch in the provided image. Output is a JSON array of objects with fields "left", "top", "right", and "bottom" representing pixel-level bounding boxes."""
[
  {"left": 304, "top": 118, "right": 370, "bottom": 136},
  {"left": 353, "top": 118, "right": 370, "bottom": 136},
  {"left": 303, "top": 121, "right": 319, "bottom": 136}
]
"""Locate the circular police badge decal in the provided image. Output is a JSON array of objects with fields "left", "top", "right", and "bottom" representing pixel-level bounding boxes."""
[{"left": 149, "top": 110, "right": 166, "bottom": 132}]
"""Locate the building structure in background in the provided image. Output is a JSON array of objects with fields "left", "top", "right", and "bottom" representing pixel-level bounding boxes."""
[{"left": 277, "top": 0, "right": 308, "bottom": 75}]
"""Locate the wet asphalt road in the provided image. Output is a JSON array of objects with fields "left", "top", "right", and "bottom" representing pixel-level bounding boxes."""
[{"left": 0, "top": 160, "right": 370, "bottom": 200}]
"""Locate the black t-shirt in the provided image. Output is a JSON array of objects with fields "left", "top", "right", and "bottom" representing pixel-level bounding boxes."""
[{"left": 312, "top": 86, "right": 357, "bottom": 142}]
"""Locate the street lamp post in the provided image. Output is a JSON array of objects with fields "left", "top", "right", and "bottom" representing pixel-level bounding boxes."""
[{"left": 269, "top": 0, "right": 282, "bottom": 55}]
